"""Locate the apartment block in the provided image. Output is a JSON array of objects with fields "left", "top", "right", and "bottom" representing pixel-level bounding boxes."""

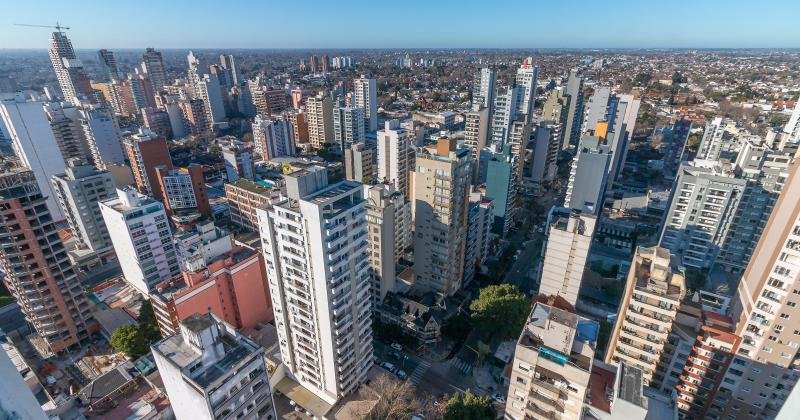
[
  {"left": 410, "top": 138, "right": 472, "bottom": 297},
  {"left": 122, "top": 128, "right": 173, "bottom": 202},
  {"left": 256, "top": 168, "right": 372, "bottom": 404},
  {"left": 152, "top": 313, "right": 275, "bottom": 419},
  {"left": 353, "top": 76, "right": 377, "bottom": 132},
  {"left": 605, "top": 246, "right": 687, "bottom": 388},
  {"left": 154, "top": 164, "right": 210, "bottom": 222},
  {"left": 306, "top": 92, "right": 334, "bottom": 148},
  {"left": 463, "top": 191, "right": 493, "bottom": 286},
  {"left": 333, "top": 105, "right": 365, "bottom": 151},
  {"left": 151, "top": 246, "right": 273, "bottom": 337},
  {"left": 539, "top": 208, "right": 596, "bottom": 306},
  {"left": 224, "top": 179, "right": 277, "bottom": 232},
  {"left": 364, "top": 184, "right": 412, "bottom": 304},
  {"left": 0, "top": 167, "right": 96, "bottom": 353},
  {"left": 504, "top": 302, "right": 598, "bottom": 420},
  {"left": 377, "top": 119, "right": 412, "bottom": 198},
  {"left": 344, "top": 142, "right": 376, "bottom": 183},
  {"left": 99, "top": 187, "right": 180, "bottom": 296}
]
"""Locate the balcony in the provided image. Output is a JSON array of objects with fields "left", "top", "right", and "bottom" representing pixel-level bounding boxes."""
[{"left": 528, "top": 389, "right": 564, "bottom": 412}]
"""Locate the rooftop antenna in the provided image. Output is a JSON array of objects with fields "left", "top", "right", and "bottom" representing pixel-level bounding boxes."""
[{"left": 14, "top": 22, "right": 70, "bottom": 32}]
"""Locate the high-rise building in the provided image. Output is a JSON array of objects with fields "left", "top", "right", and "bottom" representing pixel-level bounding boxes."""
[
  {"left": 563, "top": 69, "right": 585, "bottom": 150},
  {"left": 564, "top": 135, "right": 612, "bottom": 215},
  {"left": 472, "top": 68, "right": 496, "bottom": 111},
  {"left": 344, "top": 142, "right": 376, "bottom": 183},
  {"left": 464, "top": 106, "right": 490, "bottom": 181},
  {"left": 582, "top": 87, "right": 612, "bottom": 134},
  {"left": 141, "top": 48, "right": 168, "bottom": 91},
  {"left": 97, "top": 49, "right": 119, "bottom": 81},
  {"left": 364, "top": 184, "right": 412, "bottom": 304},
  {"left": 252, "top": 114, "right": 296, "bottom": 160},
  {"left": 353, "top": 76, "right": 378, "bottom": 132},
  {"left": 99, "top": 187, "right": 180, "bottom": 296},
  {"left": 256, "top": 168, "right": 372, "bottom": 404},
  {"left": 719, "top": 161, "right": 800, "bottom": 419},
  {"left": 141, "top": 106, "right": 173, "bottom": 140},
  {"left": 464, "top": 191, "right": 494, "bottom": 285},
  {"left": 542, "top": 87, "right": 569, "bottom": 147},
  {"left": 0, "top": 166, "right": 96, "bottom": 353},
  {"left": 224, "top": 179, "right": 277, "bottom": 232},
  {"left": 515, "top": 57, "right": 540, "bottom": 118},
  {"left": 291, "top": 87, "right": 303, "bottom": 109},
  {"left": 377, "top": 119, "right": 412, "bottom": 197},
  {"left": 659, "top": 164, "right": 747, "bottom": 270},
  {"left": 43, "top": 101, "right": 91, "bottom": 164},
  {"left": 310, "top": 55, "right": 319, "bottom": 73},
  {"left": 410, "top": 138, "right": 472, "bottom": 297},
  {"left": 538, "top": 208, "right": 596, "bottom": 306},
  {"left": 173, "top": 220, "right": 233, "bottom": 273},
  {"left": 484, "top": 149, "right": 517, "bottom": 236},
  {"left": 122, "top": 128, "right": 173, "bottom": 202},
  {"left": 51, "top": 159, "right": 116, "bottom": 256},
  {"left": 0, "top": 345, "right": 48, "bottom": 420},
  {"left": 80, "top": 105, "right": 125, "bottom": 167},
  {"left": 152, "top": 313, "right": 275, "bottom": 420},
  {"left": 151, "top": 246, "right": 273, "bottom": 337},
  {"left": 333, "top": 105, "right": 365, "bottom": 151},
  {"left": 604, "top": 246, "right": 687, "bottom": 387},
  {"left": 504, "top": 301, "right": 598, "bottom": 420},
  {"left": 219, "top": 54, "right": 241, "bottom": 87},
  {"left": 48, "top": 31, "right": 94, "bottom": 103},
  {"left": 0, "top": 94, "right": 66, "bottom": 219},
  {"left": 178, "top": 98, "right": 208, "bottom": 136},
  {"left": 221, "top": 141, "right": 254, "bottom": 181},
  {"left": 306, "top": 92, "right": 334, "bottom": 148},
  {"left": 287, "top": 110, "right": 309, "bottom": 148},
  {"left": 154, "top": 164, "right": 210, "bottom": 220},
  {"left": 196, "top": 73, "right": 226, "bottom": 126},
  {"left": 530, "top": 121, "right": 560, "bottom": 185},
  {"left": 490, "top": 86, "right": 522, "bottom": 146}
]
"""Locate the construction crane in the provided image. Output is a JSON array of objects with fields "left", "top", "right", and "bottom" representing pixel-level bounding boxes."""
[{"left": 14, "top": 22, "right": 70, "bottom": 32}]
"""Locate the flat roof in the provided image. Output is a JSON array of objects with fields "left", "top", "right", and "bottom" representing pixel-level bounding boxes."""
[{"left": 274, "top": 377, "right": 333, "bottom": 418}]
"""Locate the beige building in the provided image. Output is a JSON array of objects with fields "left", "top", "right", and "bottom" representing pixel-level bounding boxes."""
[
  {"left": 504, "top": 302, "right": 597, "bottom": 420},
  {"left": 305, "top": 92, "right": 333, "bottom": 148},
  {"left": 605, "top": 246, "right": 687, "bottom": 388},
  {"left": 344, "top": 142, "right": 375, "bottom": 183},
  {"left": 224, "top": 179, "right": 277, "bottom": 232},
  {"left": 539, "top": 208, "right": 596, "bottom": 306},
  {"left": 410, "top": 138, "right": 471, "bottom": 297},
  {"left": 364, "top": 184, "right": 412, "bottom": 305},
  {"left": 718, "top": 162, "right": 800, "bottom": 419}
]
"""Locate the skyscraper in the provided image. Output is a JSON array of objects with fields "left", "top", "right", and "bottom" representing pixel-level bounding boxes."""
[
  {"left": 97, "top": 49, "right": 119, "bottom": 81},
  {"left": 490, "top": 86, "right": 522, "bottom": 146},
  {"left": 353, "top": 76, "right": 378, "bottom": 132},
  {"left": 100, "top": 187, "right": 180, "bottom": 296},
  {"left": 464, "top": 106, "right": 490, "bottom": 181},
  {"left": 538, "top": 207, "right": 596, "bottom": 306},
  {"left": 472, "top": 67, "right": 496, "bottom": 111},
  {"left": 515, "top": 57, "right": 540, "bottom": 118},
  {"left": 141, "top": 48, "right": 168, "bottom": 91},
  {"left": 122, "top": 129, "right": 174, "bottom": 202},
  {"left": 364, "top": 184, "right": 412, "bottom": 304},
  {"left": 0, "top": 94, "right": 66, "bottom": 219},
  {"left": 410, "top": 138, "right": 472, "bottom": 297},
  {"left": 256, "top": 168, "right": 372, "bottom": 404},
  {"left": 377, "top": 119, "right": 412, "bottom": 198},
  {"left": 333, "top": 105, "right": 365, "bottom": 151},
  {"left": 48, "top": 31, "right": 94, "bottom": 103},
  {"left": 563, "top": 69, "right": 585, "bottom": 150},
  {"left": 0, "top": 166, "right": 96, "bottom": 353},
  {"left": 306, "top": 92, "right": 334, "bottom": 148},
  {"left": 80, "top": 105, "right": 125, "bottom": 167},
  {"left": 564, "top": 135, "right": 612, "bottom": 215}
]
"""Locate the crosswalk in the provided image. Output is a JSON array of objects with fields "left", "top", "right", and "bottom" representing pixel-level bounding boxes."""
[
  {"left": 449, "top": 356, "right": 473, "bottom": 375},
  {"left": 410, "top": 359, "right": 431, "bottom": 384}
]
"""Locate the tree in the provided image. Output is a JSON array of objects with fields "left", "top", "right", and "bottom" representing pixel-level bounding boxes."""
[
  {"left": 444, "top": 391, "right": 495, "bottom": 420},
  {"left": 442, "top": 312, "right": 472, "bottom": 342},
  {"left": 352, "top": 373, "right": 420, "bottom": 420},
  {"left": 138, "top": 300, "right": 161, "bottom": 343},
  {"left": 469, "top": 284, "right": 531, "bottom": 340},
  {"left": 111, "top": 325, "right": 148, "bottom": 358}
]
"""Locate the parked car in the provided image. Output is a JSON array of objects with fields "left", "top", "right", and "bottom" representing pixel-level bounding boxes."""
[
  {"left": 390, "top": 342, "right": 403, "bottom": 351},
  {"left": 492, "top": 393, "right": 506, "bottom": 403},
  {"left": 380, "top": 362, "right": 396, "bottom": 372},
  {"left": 395, "top": 369, "right": 408, "bottom": 380}
]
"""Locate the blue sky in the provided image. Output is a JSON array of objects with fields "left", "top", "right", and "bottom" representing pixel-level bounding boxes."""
[{"left": 1, "top": 0, "right": 798, "bottom": 49}]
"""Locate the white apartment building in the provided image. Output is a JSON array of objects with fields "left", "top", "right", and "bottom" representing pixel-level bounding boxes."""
[
  {"left": 472, "top": 67, "right": 496, "bottom": 111},
  {"left": 0, "top": 93, "right": 66, "bottom": 220},
  {"left": 377, "top": 119, "right": 412, "bottom": 198},
  {"left": 353, "top": 76, "right": 377, "bottom": 132},
  {"left": 539, "top": 208, "right": 596, "bottom": 306},
  {"left": 504, "top": 302, "right": 597, "bottom": 420},
  {"left": 152, "top": 313, "right": 275, "bottom": 420},
  {"left": 515, "top": 57, "right": 540, "bottom": 118},
  {"left": 80, "top": 105, "right": 125, "bottom": 167},
  {"left": 252, "top": 114, "right": 296, "bottom": 160},
  {"left": 256, "top": 168, "right": 372, "bottom": 405},
  {"left": 491, "top": 86, "right": 522, "bottom": 146},
  {"left": 333, "top": 105, "right": 365, "bottom": 152},
  {"left": 100, "top": 187, "right": 180, "bottom": 295},
  {"left": 364, "top": 184, "right": 412, "bottom": 304},
  {"left": 51, "top": 159, "right": 116, "bottom": 254}
]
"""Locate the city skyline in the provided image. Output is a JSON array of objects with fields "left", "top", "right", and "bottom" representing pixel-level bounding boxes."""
[{"left": 1, "top": 0, "right": 799, "bottom": 49}]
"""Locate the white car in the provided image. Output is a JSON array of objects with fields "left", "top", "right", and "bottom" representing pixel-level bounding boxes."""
[
  {"left": 390, "top": 342, "right": 402, "bottom": 351},
  {"left": 492, "top": 393, "right": 506, "bottom": 403}
]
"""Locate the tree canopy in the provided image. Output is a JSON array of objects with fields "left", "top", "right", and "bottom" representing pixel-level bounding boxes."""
[
  {"left": 469, "top": 284, "right": 531, "bottom": 340},
  {"left": 111, "top": 325, "right": 148, "bottom": 358},
  {"left": 444, "top": 390, "right": 495, "bottom": 420}
]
